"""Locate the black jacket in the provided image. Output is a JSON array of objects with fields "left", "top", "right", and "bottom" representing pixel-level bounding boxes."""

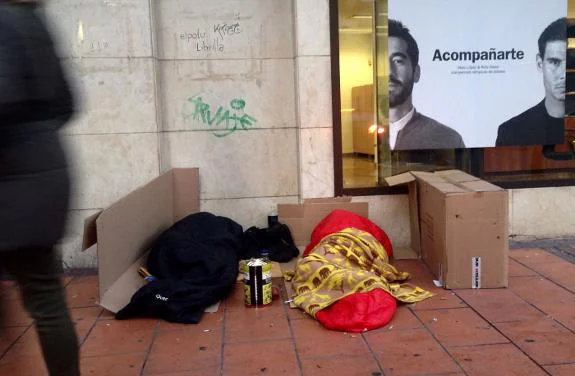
[
  {"left": 116, "top": 212, "right": 244, "bottom": 324},
  {"left": 0, "top": 3, "right": 75, "bottom": 251}
]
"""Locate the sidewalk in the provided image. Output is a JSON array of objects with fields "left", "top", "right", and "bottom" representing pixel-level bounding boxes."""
[{"left": 1, "top": 244, "right": 574, "bottom": 375}]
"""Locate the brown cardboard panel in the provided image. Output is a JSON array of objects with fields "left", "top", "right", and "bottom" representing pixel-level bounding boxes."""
[
  {"left": 94, "top": 168, "right": 200, "bottom": 313},
  {"left": 96, "top": 172, "right": 174, "bottom": 310},
  {"left": 277, "top": 204, "right": 305, "bottom": 218},
  {"left": 460, "top": 180, "right": 504, "bottom": 192},
  {"left": 411, "top": 171, "right": 442, "bottom": 181},
  {"left": 407, "top": 181, "right": 421, "bottom": 256},
  {"left": 435, "top": 169, "right": 478, "bottom": 183},
  {"left": 82, "top": 211, "right": 102, "bottom": 251},
  {"left": 276, "top": 202, "right": 307, "bottom": 246},
  {"left": 418, "top": 179, "right": 448, "bottom": 284},
  {"left": 282, "top": 218, "right": 308, "bottom": 246},
  {"left": 100, "top": 252, "right": 149, "bottom": 313},
  {"left": 303, "top": 202, "right": 367, "bottom": 222},
  {"left": 384, "top": 172, "right": 416, "bottom": 186},
  {"left": 304, "top": 197, "right": 352, "bottom": 203},
  {"left": 172, "top": 168, "right": 200, "bottom": 222},
  {"left": 428, "top": 182, "right": 467, "bottom": 194},
  {"left": 393, "top": 247, "right": 420, "bottom": 260},
  {"left": 278, "top": 201, "right": 368, "bottom": 247},
  {"left": 444, "top": 191, "right": 509, "bottom": 289}
]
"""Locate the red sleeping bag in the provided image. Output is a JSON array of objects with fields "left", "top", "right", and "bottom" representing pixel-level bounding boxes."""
[
  {"left": 305, "top": 209, "right": 396, "bottom": 332},
  {"left": 316, "top": 289, "right": 397, "bottom": 332},
  {"left": 303, "top": 209, "right": 393, "bottom": 257}
]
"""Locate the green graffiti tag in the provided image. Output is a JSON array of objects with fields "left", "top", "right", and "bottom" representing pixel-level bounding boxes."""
[{"left": 183, "top": 96, "right": 257, "bottom": 137}]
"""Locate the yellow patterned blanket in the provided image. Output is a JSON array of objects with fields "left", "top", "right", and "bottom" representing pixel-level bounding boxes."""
[{"left": 290, "top": 228, "right": 433, "bottom": 317}]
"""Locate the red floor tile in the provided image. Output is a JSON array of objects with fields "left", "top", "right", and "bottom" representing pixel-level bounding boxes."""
[
  {"left": 286, "top": 305, "right": 310, "bottom": 321},
  {"left": 157, "top": 310, "right": 224, "bottom": 332},
  {"left": 415, "top": 308, "right": 509, "bottom": 348},
  {"left": 0, "top": 327, "right": 43, "bottom": 365},
  {"left": 65, "top": 275, "right": 100, "bottom": 308},
  {"left": 222, "top": 339, "right": 299, "bottom": 376},
  {"left": 61, "top": 276, "right": 74, "bottom": 287},
  {"left": 81, "top": 352, "right": 146, "bottom": 376},
  {"left": 0, "top": 326, "right": 28, "bottom": 355},
  {"left": 143, "top": 329, "right": 221, "bottom": 375},
  {"left": 224, "top": 303, "right": 291, "bottom": 344},
  {"left": 146, "top": 369, "right": 221, "bottom": 376},
  {"left": 0, "top": 353, "right": 48, "bottom": 376},
  {"left": 456, "top": 289, "right": 546, "bottom": 323},
  {"left": 387, "top": 306, "right": 424, "bottom": 330},
  {"left": 409, "top": 290, "right": 468, "bottom": 311},
  {"left": 145, "top": 367, "right": 221, "bottom": 376},
  {"left": 510, "top": 248, "right": 566, "bottom": 265},
  {"left": 508, "top": 258, "right": 539, "bottom": 277},
  {"left": 224, "top": 283, "right": 247, "bottom": 311},
  {"left": 393, "top": 259, "right": 434, "bottom": 279},
  {"left": 527, "top": 261, "right": 575, "bottom": 285},
  {"left": 450, "top": 343, "right": 547, "bottom": 376},
  {"left": 291, "top": 316, "right": 368, "bottom": 359},
  {"left": 81, "top": 319, "right": 157, "bottom": 357},
  {"left": 300, "top": 354, "right": 382, "bottom": 376},
  {"left": 5, "top": 254, "right": 573, "bottom": 376},
  {"left": 393, "top": 259, "right": 445, "bottom": 293},
  {"left": 70, "top": 306, "right": 102, "bottom": 343},
  {"left": 544, "top": 363, "right": 575, "bottom": 376},
  {"left": 509, "top": 276, "right": 574, "bottom": 305},
  {"left": 495, "top": 317, "right": 575, "bottom": 365},
  {"left": 0, "top": 298, "right": 32, "bottom": 327},
  {"left": 364, "top": 328, "right": 462, "bottom": 375},
  {"left": 509, "top": 276, "right": 575, "bottom": 331},
  {"left": 98, "top": 309, "right": 116, "bottom": 320}
]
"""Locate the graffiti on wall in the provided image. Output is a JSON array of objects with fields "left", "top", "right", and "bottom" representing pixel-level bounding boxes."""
[
  {"left": 179, "top": 15, "right": 243, "bottom": 54},
  {"left": 183, "top": 95, "right": 257, "bottom": 137}
]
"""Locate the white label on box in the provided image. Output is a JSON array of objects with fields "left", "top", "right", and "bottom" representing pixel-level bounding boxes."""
[{"left": 472, "top": 257, "right": 481, "bottom": 289}]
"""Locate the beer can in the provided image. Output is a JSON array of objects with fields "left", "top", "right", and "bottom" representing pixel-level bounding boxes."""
[{"left": 240, "top": 257, "right": 272, "bottom": 307}]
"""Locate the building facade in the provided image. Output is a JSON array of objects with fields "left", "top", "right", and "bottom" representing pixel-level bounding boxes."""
[{"left": 45, "top": 0, "right": 575, "bottom": 268}]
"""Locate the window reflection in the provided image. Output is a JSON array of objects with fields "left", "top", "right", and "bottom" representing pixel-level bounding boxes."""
[
  {"left": 337, "top": 0, "right": 575, "bottom": 192},
  {"left": 339, "top": 0, "right": 377, "bottom": 188}
]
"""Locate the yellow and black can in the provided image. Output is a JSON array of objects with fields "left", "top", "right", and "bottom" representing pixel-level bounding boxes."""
[{"left": 240, "top": 257, "right": 272, "bottom": 307}]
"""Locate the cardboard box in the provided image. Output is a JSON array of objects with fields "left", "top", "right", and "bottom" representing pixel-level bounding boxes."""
[
  {"left": 278, "top": 197, "right": 369, "bottom": 248},
  {"left": 386, "top": 170, "right": 509, "bottom": 289},
  {"left": 82, "top": 168, "right": 200, "bottom": 313}
]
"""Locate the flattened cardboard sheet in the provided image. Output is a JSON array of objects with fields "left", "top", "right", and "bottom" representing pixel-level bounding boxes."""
[
  {"left": 82, "top": 168, "right": 201, "bottom": 313},
  {"left": 278, "top": 198, "right": 368, "bottom": 247}
]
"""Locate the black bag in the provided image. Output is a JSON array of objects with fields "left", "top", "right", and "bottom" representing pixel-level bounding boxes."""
[{"left": 242, "top": 223, "right": 299, "bottom": 262}]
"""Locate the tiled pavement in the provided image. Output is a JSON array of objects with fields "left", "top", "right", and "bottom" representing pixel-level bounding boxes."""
[{"left": 1, "top": 246, "right": 575, "bottom": 375}]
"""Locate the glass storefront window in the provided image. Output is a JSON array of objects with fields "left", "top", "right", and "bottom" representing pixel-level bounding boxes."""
[
  {"left": 333, "top": 0, "right": 575, "bottom": 195},
  {"left": 337, "top": 0, "right": 377, "bottom": 188}
]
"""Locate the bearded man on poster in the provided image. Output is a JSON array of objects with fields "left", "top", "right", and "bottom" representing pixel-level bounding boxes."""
[{"left": 387, "top": 19, "right": 465, "bottom": 151}]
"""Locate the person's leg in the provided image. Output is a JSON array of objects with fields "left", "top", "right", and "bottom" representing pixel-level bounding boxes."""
[{"left": 1, "top": 248, "right": 80, "bottom": 376}]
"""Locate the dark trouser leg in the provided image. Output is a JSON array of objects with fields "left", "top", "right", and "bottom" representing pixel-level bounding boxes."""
[{"left": 0, "top": 248, "right": 80, "bottom": 376}]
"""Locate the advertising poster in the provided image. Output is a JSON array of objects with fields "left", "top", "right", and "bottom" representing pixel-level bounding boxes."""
[{"left": 387, "top": 0, "right": 567, "bottom": 150}]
